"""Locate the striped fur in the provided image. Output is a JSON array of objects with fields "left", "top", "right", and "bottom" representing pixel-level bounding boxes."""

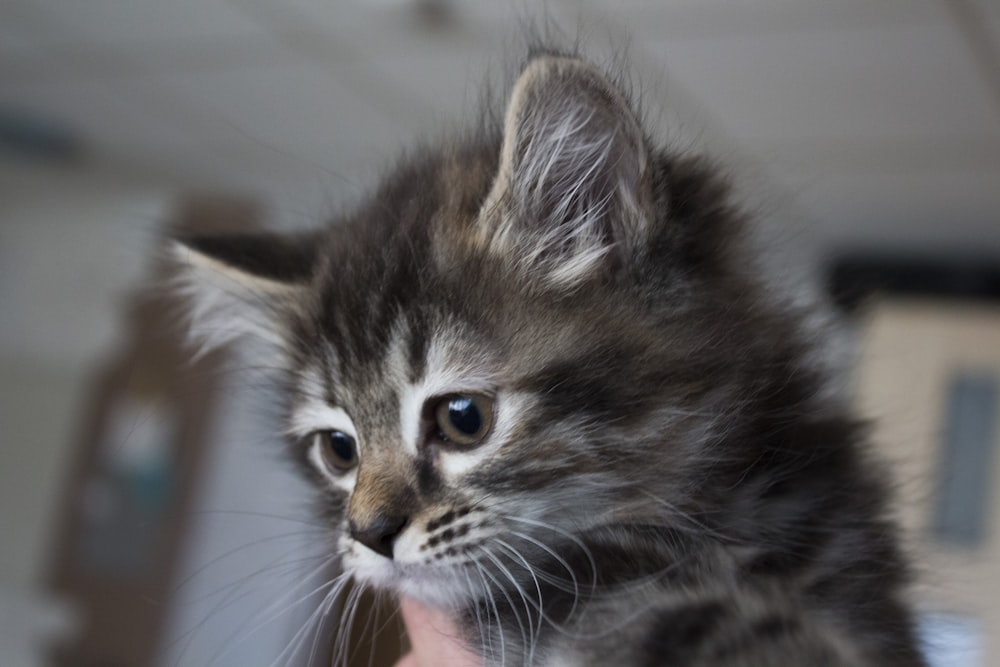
[{"left": 174, "top": 52, "right": 926, "bottom": 666}]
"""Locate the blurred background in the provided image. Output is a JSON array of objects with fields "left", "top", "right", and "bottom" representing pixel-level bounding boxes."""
[{"left": 1, "top": 1, "right": 999, "bottom": 666}]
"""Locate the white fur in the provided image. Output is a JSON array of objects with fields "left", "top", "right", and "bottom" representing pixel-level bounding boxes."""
[
  {"left": 397, "top": 382, "right": 424, "bottom": 457},
  {"left": 170, "top": 241, "right": 299, "bottom": 357},
  {"left": 397, "top": 331, "right": 500, "bottom": 455},
  {"left": 339, "top": 533, "right": 393, "bottom": 587},
  {"left": 288, "top": 401, "right": 357, "bottom": 441},
  {"left": 480, "top": 57, "right": 649, "bottom": 291},
  {"left": 437, "top": 390, "right": 529, "bottom": 479},
  {"left": 518, "top": 102, "right": 642, "bottom": 287},
  {"left": 383, "top": 325, "right": 424, "bottom": 457},
  {"left": 389, "top": 328, "right": 530, "bottom": 478}
]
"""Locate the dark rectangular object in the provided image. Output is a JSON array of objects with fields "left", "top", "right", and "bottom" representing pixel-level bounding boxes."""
[
  {"left": 933, "top": 373, "right": 999, "bottom": 547},
  {"left": 828, "top": 256, "right": 1000, "bottom": 312}
]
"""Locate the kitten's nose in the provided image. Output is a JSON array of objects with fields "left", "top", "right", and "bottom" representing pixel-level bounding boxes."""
[{"left": 349, "top": 514, "right": 409, "bottom": 559}]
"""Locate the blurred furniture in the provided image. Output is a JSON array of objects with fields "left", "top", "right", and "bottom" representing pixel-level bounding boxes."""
[
  {"left": 45, "top": 197, "right": 259, "bottom": 667},
  {"left": 855, "top": 297, "right": 1000, "bottom": 667}
]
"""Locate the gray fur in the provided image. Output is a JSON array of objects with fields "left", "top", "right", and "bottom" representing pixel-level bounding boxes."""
[{"left": 174, "top": 52, "right": 925, "bottom": 666}]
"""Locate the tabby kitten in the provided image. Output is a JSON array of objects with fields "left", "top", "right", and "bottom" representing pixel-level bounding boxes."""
[{"left": 174, "top": 53, "right": 926, "bottom": 666}]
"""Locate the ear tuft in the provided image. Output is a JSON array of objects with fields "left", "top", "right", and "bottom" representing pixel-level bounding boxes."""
[
  {"left": 481, "top": 56, "right": 651, "bottom": 287},
  {"left": 170, "top": 231, "right": 319, "bottom": 356}
]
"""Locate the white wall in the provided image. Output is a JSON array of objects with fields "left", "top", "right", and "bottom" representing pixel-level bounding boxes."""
[
  {"left": 0, "top": 168, "right": 325, "bottom": 666},
  {"left": 156, "top": 377, "right": 330, "bottom": 667},
  {"left": 0, "top": 173, "right": 172, "bottom": 663}
]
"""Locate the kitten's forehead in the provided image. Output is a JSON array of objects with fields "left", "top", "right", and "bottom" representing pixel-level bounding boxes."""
[
  {"left": 395, "top": 324, "right": 505, "bottom": 458},
  {"left": 292, "top": 142, "right": 667, "bottom": 442},
  {"left": 292, "top": 313, "right": 536, "bottom": 493},
  {"left": 297, "top": 303, "right": 503, "bottom": 432}
]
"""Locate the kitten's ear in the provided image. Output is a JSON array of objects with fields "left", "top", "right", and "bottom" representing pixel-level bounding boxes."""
[
  {"left": 170, "top": 231, "right": 319, "bottom": 354},
  {"left": 482, "top": 56, "right": 651, "bottom": 286}
]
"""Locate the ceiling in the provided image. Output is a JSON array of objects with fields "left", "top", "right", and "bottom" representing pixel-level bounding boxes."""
[{"left": 1, "top": 0, "right": 999, "bottom": 258}]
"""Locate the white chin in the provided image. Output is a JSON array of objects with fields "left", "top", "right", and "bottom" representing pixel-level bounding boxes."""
[
  {"left": 339, "top": 538, "right": 474, "bottom": 609},
  {"left": 340, "top": 537, "right": 400, "bottom": 589}
]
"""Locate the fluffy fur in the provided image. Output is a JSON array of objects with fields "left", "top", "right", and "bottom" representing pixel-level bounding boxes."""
[{"left": 173, "top": 51, "right": 925, "bottom": 666}]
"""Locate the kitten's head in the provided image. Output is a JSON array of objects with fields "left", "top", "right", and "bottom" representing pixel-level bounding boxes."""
[{"left": 173, "top": 55, "right": 766, "bottom": 607}]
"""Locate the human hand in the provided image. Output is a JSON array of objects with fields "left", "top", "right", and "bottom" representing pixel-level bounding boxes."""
[{"left": 393, "top": 596, "right": 480, "bottom": 667}]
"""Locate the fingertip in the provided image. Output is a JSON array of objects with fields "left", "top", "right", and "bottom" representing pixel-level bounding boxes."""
[
  {"left": 398, "top": 596, "right": 479, "bottom": 667},
  {"left": 393, "top": 652, "right": 419, "bottom": 667}
]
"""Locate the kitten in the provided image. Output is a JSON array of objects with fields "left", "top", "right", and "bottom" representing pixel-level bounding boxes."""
[{"left": 173, "top": 52, "right": 926, "bottom": 666}]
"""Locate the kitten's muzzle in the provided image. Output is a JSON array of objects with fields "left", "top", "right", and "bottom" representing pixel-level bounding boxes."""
[{"left": 350, "top": 514, "right": 409, "bottom": 559}]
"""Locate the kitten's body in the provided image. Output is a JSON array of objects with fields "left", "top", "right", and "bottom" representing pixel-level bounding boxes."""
[{"left": 176, "top": 53, "right": 925, "bottom": 665}]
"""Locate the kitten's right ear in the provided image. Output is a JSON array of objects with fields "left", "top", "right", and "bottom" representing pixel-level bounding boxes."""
[
  {"left": 170, "top": 231, "right": 319, "bottom": 354},
  {"left": 478, "top": 56, "right": 651, "bottom": 288}
]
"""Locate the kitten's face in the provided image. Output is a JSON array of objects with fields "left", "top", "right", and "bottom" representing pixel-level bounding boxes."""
[
  {"left": 176, "top": 55, "right": 747, "bottom": 609},
  {"left": 285, "top": 238, "right": 704, "bottom": 606}
]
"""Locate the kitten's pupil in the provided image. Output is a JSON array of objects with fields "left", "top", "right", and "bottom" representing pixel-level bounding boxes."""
[
  {"left": 448, "top": 397, "right": 481, "bottom": 435},
  {"left": 434, "top": 394, "right": 494, "bottom": 446}
]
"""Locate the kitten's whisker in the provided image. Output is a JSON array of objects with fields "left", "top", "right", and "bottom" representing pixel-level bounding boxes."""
[
  {"left": 189, "top": 508, "right": 329, "bottom": 529},
  {"left": 461, "top": 564, "right": 489, "bottom": 661},
  {"left": 494, "top": 538, "right": 548, "bottom": 661},
  {"left": 481, "top": 545, "right": 538, "bottom": 665},
  {"left": 497, "top": 538, "right": 629, "bottom": 643},
  {"left": 635, "top": 489, "right": 733, "bottom": 542},
  {"left": 170, "top": 529, "right": 328, "bottom": 598},
  {"left": 204, "top": 556, "right": 343, "bottom": 667},
  {"left": 257, "top": 569, "right": 349, "bottom": 667},
  {"left": 359, "top": 587, "right": 382, "bottom": 667},
  {"left": 334, "top": 582, "right": 366, "bottom": 667},
  {"left": 472, "top": 558, "right": 507, "bottom": 667},
  {"left": 368, "top": 590, "right": 402, "bottom": 652},
  {"left": 475, "top": 547, "right": 532, "bottom": 667},
  {"left": 330, "top": 584, "right": 356, "bottom": 667},
  {"left": 301, "top": 582, "right": 342, "bottom": 667},
  {"left": 305, "top": 573, "right": 353, "bottom": 666},
  {"left": 508, "top": 529, "right": 582, "bottom": 616},
  {"left": 168, "top": 547, "right": 329, "bottom": 664},
  {"left": 503, "top": 515, "right": 598, "bottom": 591},
  {"left": 177, "top": 548, "right": 330, "bottom": 610},
  {"left": 171, "top": 587, "right": 256, "bottom": 667},
  {"left": 272, "top": 572, "right": 346, "bottom": 667},
  {"left": 329, "top": 584, "right": 353, "bottom": 667}
]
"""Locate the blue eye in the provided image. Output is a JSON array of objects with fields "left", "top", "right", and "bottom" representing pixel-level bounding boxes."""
[
  {"left": 434, "top": 394, "right": 495, "bottom": 446},
  {"left": 318, "top": 430, "right": 357, "bottom": 472}
]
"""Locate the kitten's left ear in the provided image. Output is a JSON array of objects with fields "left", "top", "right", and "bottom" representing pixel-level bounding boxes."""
[
  {"left": 481, "top": 56, "right": 651, "bottom": 286},
  {"left": 170, "top": 231, "right": 319, "bottom": 354}
]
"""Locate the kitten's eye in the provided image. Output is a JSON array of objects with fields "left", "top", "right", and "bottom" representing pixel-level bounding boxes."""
[
  {"left": 317, "top": 430, "right": 358, "bottom": 472},
  {"left": 434, "top": 394, "right": 495, "bottom": 446}
]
